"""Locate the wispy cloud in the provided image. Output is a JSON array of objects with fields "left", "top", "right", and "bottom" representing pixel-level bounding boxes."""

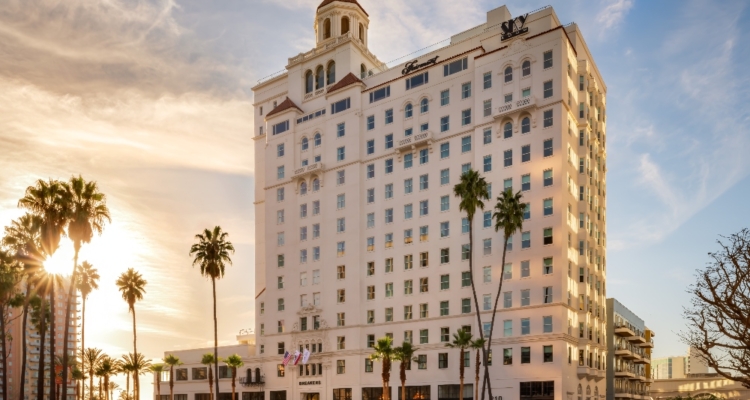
[{"left": 595, "top": 0, "right": 633, "bottom": 30}]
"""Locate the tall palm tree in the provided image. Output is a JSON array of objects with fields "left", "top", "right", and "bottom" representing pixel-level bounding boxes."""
[
  {"left": 190, "top": 226, "right": 235, "bottom": 398},
  {"left": 201, "top": 353, "right": 216, "bottom": 400},
  {"left": 453, "top": 169, "right": 491, "bottom": 399},
  {"left": 17, "top": 179, "right": 68, "bottom": 257},
  {"left": 84, "top": 348, "right": 104, "bottom": 400},
  {"left": 97, "top": 356, "right": 116, "bottom": 400},
  {"left": 370, "top": 336, "right": 395, "bottom": 400},
  {"left": 393, "top": 342, "right": 418, "bottom": 400},
  {"left": 150, "top": 363, "right": 165, "bottom": 400},
  {"left": 164, "top": 354, "right": 182, "bottom": 400},
  {"left": 484, "top": 189, "right": 526, "bottom": 395},
  {"left": 40, "top": 272, "right": 64, "bottom": 400},
  {"left": 470, "top": 338, "right": 486, "bottom": 400},
  {"left": 95, "top": 363, "right": 105, "bottom": 400},
  {"left": 224, "top": 354, "right": 244, "bottom": 400},
  {"left": 77, "top": 261, "right": 99, "bottom": 391},
  {"left": 61, "top": 176, "right": 111, "bottom": 398},
  {"left": 446, "top": 330, "right": 473, "bottom": 400},
  {"left": 0, "top": 248, "right": 22, "bottom": 399},
  {"left": 116, "top": 269, "right": 147, "bottom": 399}
]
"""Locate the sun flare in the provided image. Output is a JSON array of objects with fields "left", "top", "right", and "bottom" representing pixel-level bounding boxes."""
[{"left": 43, "top": 240, "right": 76, "bottom": 275}]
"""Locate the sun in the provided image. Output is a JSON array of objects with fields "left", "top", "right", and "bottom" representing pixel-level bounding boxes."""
[{"left": 43, "top": 240, "right": 76, "bottom": 276}]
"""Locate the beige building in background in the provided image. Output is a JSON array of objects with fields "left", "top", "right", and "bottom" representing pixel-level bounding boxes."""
[
  {"left": 651, "top": 347, "right": 710, "bottom": 380},
  {"left": 650, "top": 376, "right": 749, "bottom": 399}
]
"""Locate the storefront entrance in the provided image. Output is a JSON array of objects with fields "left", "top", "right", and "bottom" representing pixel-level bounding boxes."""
[{"left": 303, "top": 392, "right": 320, "bottom": 400}]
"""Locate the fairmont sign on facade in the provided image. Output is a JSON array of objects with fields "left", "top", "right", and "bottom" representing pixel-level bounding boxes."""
[
  {"left": 402, "top": 56, "right": 439, "bottom": 75},
  {"left": 500, "top": 14, "right": 528, "bottom": 41}
]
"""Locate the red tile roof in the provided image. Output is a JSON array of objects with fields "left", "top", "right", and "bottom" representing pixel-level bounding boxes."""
[
  {"left": 318, "top": 0, "right": 368, "bottom": 16},
  {"left": 327, "top": 72, "right": 365, "bottom": 94},
  {"left": 266, "top": 97, "right": 302, "bottom": 118}
]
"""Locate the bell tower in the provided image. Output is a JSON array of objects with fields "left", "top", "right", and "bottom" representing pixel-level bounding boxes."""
[{"left": 314, "top": 0, "right": 369, "bottom": 48}]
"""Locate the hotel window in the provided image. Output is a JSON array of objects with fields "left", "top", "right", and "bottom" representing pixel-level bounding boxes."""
[
  {"left": 543, "top": 316, "right": 553, "bottom": 333},
  {"left": 521, "top": 347, "right": 531, "bottom": 364},
  {"left": 483, "top": 155, "right": 492, "bottom": 172},
  {"left": 419, "top": 148, "right": 429, "bottom": 164},
  {"left": 438, "top": 353, "right": 448, "bottom": 369},
  {"left": 543, "top": 287, "right": 553, "bottom": 303},
  {"left": 521, "top": 318, "right": 530, "bottom": 335},
  {"left": 420, "top": 226, "right": 429, "bottom": 242},
  {"left": 385, "top": 208, "right": 393, "bottom": 223},
  {"left": 385, "top": 282, "right": 394, "bottom": 298},
  {"left": 521, "top": 289, "right": 530, "bottom": 306},
  {"left": 461, "top": 244, "right": 470, "bottom": 260},
  {"left": 418, "top": 329, "right": 429, "bottom": 345},
  {"left": 461, "top": 136, "right": 471, "bottom": 152},
  {"left": 277, "top": 254, "right": 285, "bottom": 268},
  {"left": 277, "top": 143, "right": 285, "bottom": 157},
  {"left": 440, "top": 248, "right": 450, "bottom": 264},
  {"left": 336, "top": 360, "right": 346, "bottom": 374},
  {"left": 483, "top": 294, "right": 491, "bottom": 310},
  {"left": 440, "top": 170, "right": 450, "bottom": 187},
  {"left": 337, "top": 194, "right": 346, "bottom": 209},
  {"left": 385, "top": 307, "right": 393, "bottom": 322},
  {"left": 385, "top": 108, "right": 394, "bottom": 124},
  {"left": 404, "top": 153, "right": 413, "bottom": 168},
  {"left": 543, "top": 198, "right": 553, "bottom": 216},
  {"left": 367, "top": 286, "right": 375, "bottom": 300},
  {"left": 543, "top": 50, "right": 553, "bottom": 69},
  {"left": 277, "top": 210, "right": 285, "bottom": 224},
  {"left": 337, "top": 312, "right": 345, "bottom": 326},
  {"left": 421, "top": 98, "right": 429, "bottom": 113},
  {"left": 444, "top": 57, "right": 468, "bottom": 76},
  {"left": 503, "top": 122, "right": 512, "bottom": 139},
  {"left": 385, "top": 134, "right": 393, "bottom": 149},
  {"left": 521, "top": 145, "right": 531, "bottom": 162},
  {"left": 439, "top": 274, "right": 450, "bottom": 290},
  {"left": 367, "top": 334, "right": 375, "bottom": 348},
  {"left": 440, "top": 327, "right": 450, "bottom": 342},
  {"left": 543, "top": 80, "right": 553, "bottom": 98},
  {"left": 337, "top": 170, "right": 345, "bottom": 185},
  {"left": 369, "top": 86, "right": 390, "bottom": 103},
  {"left": 366, "top": 115, "right": 375, "bottom": 130},
  {"left": 331, "top": 98, "right": 351, "bottom": 114},
  {"left": 462, "top": 109, "right": 471, "bottom": 125},
  {"left": 312, "top": 224, "right": 320, "bottom": 239},
  {"left": 483, "top": 239, "right": 492, "bottom": 255},
  {"left": 420, "top": 303, "right": 429, "bottom": 318},
  {"left": 385, "top": 158, "right": 394, "bottom": 174},
  {"left": 367, "top": 139, "right": 375, "bottom": 155},
  {"left": 461, "top": 271, "right": 471, "bottom": 287},
  {"left": 419, "top": 277, "right": 429, "bottom": 293},
  {"left": 419, "top": 251, "right": 428, "bottom": 267},
  {"left": 504, "top": 149, "right": 512, "bottom": 167},
  {"left": 336, "top": 218, "right": 345, "bottom": 233},
  {"left": 543, "top": 258, "right": 553, "bottom": 274},
  {"left": 404, "top": 279, "right": 413, "bottom": 294},
  {"left": 440, "top": 222, "right": 449, "bottom": 237},
  {"left": 507, "top": 236, "right": 513, "bottom": 251},
  {"left": 366, "top": 189, "right": 375, "bottom": 204},
  {"left": 406, "top": 72, "right": 429, "bottom": 90},
  {"left": 438, "top": 195, "right": 450, "bottom": 212},
  {"left": 416, "top": 354, "right": 427, "bottom": 370},
  {"left": 440, "top": 143, "right": 450, "bottom": 160},
  {"left": 543, "top": 139, "right": 553, "bottom": 157},
  {"left": 383, "top": 183, "right": 393, "bottom": 199},
  {"left": 521, "top": 260, "right": 530, "bottom": 278},
  {"left": 483, "top": 71, "right": 492, "bottom": 89},
  {"left": 461, "top": 298, "right": 471, "bottom": 313},
  {"left": 523, "top": 203, "right": 530, "bottom": 220},
  {"left": 504, "top": 93, "right": 513, "bottom": 103},
  {"left": 272, "top": 120, "right": 290, "bottom": 135},
  {"left": 385, "top": 258, "right": 393, "bottom": 273},
  {"left": 278, "top": 320, "right": 284, "bottom": 333},
  {"left": 503, "top": 348, "right": 513, "bottom": 365},
  {"left": 419, "top": 174, "right": 429, "bottom": 190},
  {"left": 440, "top": 89, "right": 450, "bottom": 106},
  {"left": 543, "top": 345, "right": 554, "bottom": 363},
  {"left": 543, "top": 169, "right": 553, "bottom": 186},
  {"left": 483, "top": 211, "right": 491, "bottom": 228},
  {"left": 521, "top": 231, "right": 530, "bottom": 248},
  {"left": 385, "top": 233, "right": 393, "bottom": 248},
  {"left": 482, "top": 266, "right": 492, "bottom": 283},
  {"left": 404, "top": 204, "right": 413, "bottom": 219},
  {"left": 404, "top": 229, "right": 413, "bottom": 244},
  {"left": 405, "top": 103, "right": 413, "bottom": 118},
  {"left": 337, "top": 146, "right": 345, "bottom": 161},
  {"left": 522, "top": 60, "right": 531, "bottom": 76},
  {"left": 543, "top": 228, "right": 553, "bottom": 245},
  {"left": 404, "top": 305, "right": 413, "bottom": 320},
  {"left": 504, "top": 66, "right": 513, "bottom": 82},
  {"left": 441, "top": 116, "right": 450, "bottom": 132},
  {"left": 543, "top": 109, "right": 553, "bottom": 127},
  {"left": 277, "top": 166, "right": 285, "bottom": 180},
  {"left": 312, "top": 200, "right": 320, "bottom": 215},
  {"left": 503, "top": 292, "right": 512, "bottom": 308},
  {"left": 461, "top": 82, "right": 472, "bottom": 99},
  {"left": 277, "top": 298, "right": 285, "bottom": 311},
  {"left": 276, "top": 188, "right": 285, "bottom": 202},
  {"left": 337, "top": 241, "right": 345, "bottom": 257},
  {"left": 503, "top": 263, "right": 512, "bottom": 279},
  {"left": 483, "top": 127, "right": 492, "bottom": 144}
]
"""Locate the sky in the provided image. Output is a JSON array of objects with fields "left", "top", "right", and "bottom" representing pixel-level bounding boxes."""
[{"left": 0, "top": 0, "right": 749, "bottom": 397}]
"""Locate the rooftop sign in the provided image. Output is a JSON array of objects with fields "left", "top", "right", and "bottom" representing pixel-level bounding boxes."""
[
  {"left": 501, "top": 14, "right": 528, "bottom": 41},
  {"left": 402, "top": 56, "right": 439, "bottom": 75}
]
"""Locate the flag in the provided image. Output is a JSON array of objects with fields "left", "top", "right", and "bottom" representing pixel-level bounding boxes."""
[
  {"left": 282, "top": 351, "right": 292, "bottom": 366},
  {"left": 302, "top": 348, "right": 311, "bottom": 364},
  {"left": 292, "top": 350, "right": 302, "bottom": 365}
]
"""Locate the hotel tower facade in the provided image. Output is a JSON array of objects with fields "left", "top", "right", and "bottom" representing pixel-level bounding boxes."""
[{"left": 157, "top": 2, "right": 610, "bottom": 400}]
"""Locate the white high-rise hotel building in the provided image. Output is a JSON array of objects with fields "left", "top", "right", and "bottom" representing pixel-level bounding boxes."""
[{"left": 250, "top": 1, "right": 608, "bottom": 400}]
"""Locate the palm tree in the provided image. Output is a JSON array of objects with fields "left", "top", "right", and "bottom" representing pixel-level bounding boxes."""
[
  {"left": 61, "top": 176, "right": 111, "bottom": 397},
  {"left": 164, "top": 354, "right": 182, "bottom": 400},
  {"left": 120, "top": 354, "right": 135, "bottom": 400},
  {"left": 370, "top": 336, "right": 395, "bottom": 400},
  {"left": 38, "top": 272, "right": 64, "bottom": 400},
  {"left": 109, "top": 382, "right": 120, "bottom": 400},
  {"left": 484, "top": 189, "right": 525, "bottom": 394},
  {"left": 453, "top": 169, "right": 490, "bottom": 399},
  {"left": 0, "top": 248, "right": 22, "bottom": 399},
  {"left": 446, "top": 330, "right": 473, "bottom": 400},
  {"left": 224, "top": 354, "right": 244, "bottom": 400},
  {"left": 29, "top": 295, "right": 50, "bottom": 400},
  {"left": 470, "top": 338, "right": 486, "bottom": 400},
  {"left": 84, "top": 348, "right": 104, "bottom": 400},
  {"left": 17, "top": 179, "right": 68, "bottom": 257},
  {"left": 122, "top": 352, "right": 151, "bottom": 400},
  {"left": 393, "top": 342, "right": 418, "bottom": 400},
  {"left": 98, "top": 356, "right": 116, "bottom": 400},
  {"left": 116, "top": 269, "right": 147, "bottom": 399},
  {"left": 150, "top": 363, "right": 165, "bottom": 400},
  {"left": 201, "top": 353, "right": 216, "bottom": 400},
  {"left": 190, "top": 226, "right": 235, "bottom": 398},
  {"left": 77, "top": 261, "right": 100, "bottom": 387},
  {"left": 71, "top": 367, "right": 84, "bottom": 400}
]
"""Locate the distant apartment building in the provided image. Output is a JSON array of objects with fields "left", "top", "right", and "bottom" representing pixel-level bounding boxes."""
[
  {"left": 605, "top": 298, "right": 654, "bottom": 400},
  {"left": 1, "top": 278, "right": 79, "bottom": 400},
  {"left": 651, "top": 347, "right": 710, "bottom": 380}
]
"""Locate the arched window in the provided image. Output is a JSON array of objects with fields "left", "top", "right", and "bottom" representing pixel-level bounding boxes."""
[
  {"left": 503, "top": 122, "right": 512, "bottom": 139},
  {"left": 300, "top": 182, "right": 308, "bottom": 195},
  {"left": 301, "top": 137, "right": 309, "bottom": 151},
  {"left": 405, "top": 103, "right": 413, "bottom": 118},
  {"left": 341, "top": 17, "right": 350, "bottom": 35},
  {"left": 361, "top": 64, "right": 367, "bottom": 79},
  {"left": 312, "top": 178, "right": 320, "bottom": 191},
  {"left": 315, "top": 66, "right": 324, "bottom": 90},
  {"left": 586, "top": 386, "right": 591, "bottom": 396},
  {"left": 522, "top": 60, "right": 531, "bottom": 76},
  {"left": 521, "top": 117, "right": 530, "bottom": 134},
  {"left": 359, "top": 23, "right": 365, "bottom": 40},
  {"left": 327, "top": 61, "right": 336, "bottom": 85},
  {"left": 324, "top": 19, "right": 331, "bottom": 39},
  {"left": 577, "top": 384, "right": 582, "bottom": 400},
  {"left": 305, "top": 70, "right": 314, "bottom": 94},
  {"left": 314, "top": 133, "right": 322, "bottom": 147},
  {"left": 504, "top": 66, "right": 513, "bottom": 82},
  {"left": 420, "top": 98, "right": 429, "bottom": 113}
]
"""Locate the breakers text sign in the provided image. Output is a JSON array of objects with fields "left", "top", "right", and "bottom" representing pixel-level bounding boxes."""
[
  {"left": 501, "top": 14, "right": 528, "bottom": 41},
  {"left": 299, "top": 381, "right": 321, "bottom": 386},
  {"left": 402, "top": 56, "right": 439, "bottom": 75}
]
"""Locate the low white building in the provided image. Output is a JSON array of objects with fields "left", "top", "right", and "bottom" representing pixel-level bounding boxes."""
[{"left": 157, "top": 1, "right": 609, "bottom": 400}]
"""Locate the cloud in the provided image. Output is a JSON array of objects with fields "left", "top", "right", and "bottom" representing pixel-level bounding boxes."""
[{"left": 595, "top": 0, "right": 633, "bottom": 30}]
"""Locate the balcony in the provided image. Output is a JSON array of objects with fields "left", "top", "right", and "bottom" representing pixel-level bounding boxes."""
[
  {"left": 640, "top": 339, "right": 654, "bottom": 348},
  {"left": 628, "top": 334, "right": 646, "bottom": 344},
  {"left": 615, "top": 369, "right": 635, "bottom": 379},
  {"left": 495, "top": 96, "right": 536, "bottom": 118},
  {"left": 396, "top": 131, "right": 433, "bottom": 153},
  {"left": 577, "top": 366, "right": 596, "bottom": 379},
  {"left": 615, "top": 348, "right": 632, "bottom": 358},
  {"left": 615, "top": 325, "right": 635, "bottom": 337},
  {"left": 614, "top": 390, "right": 633, "bottom": 399},
  {"left": 293, "top": 163, "right": 323, "bottom": 180}
]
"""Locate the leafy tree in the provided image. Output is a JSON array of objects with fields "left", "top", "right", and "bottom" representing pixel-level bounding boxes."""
[
  {"left": 393, "top": 342, "right": 418, "bottom": 400},
  {"left": 681, "top": 229, "right": 750, "bottom": 388},
  {"left": 446, "top": 329, "right": 473, "bottom": 400},
  {"left": 224, "top": 354, "right": 244, "bottom": 400},
  {"left": 370, "top": 337, "right": 395, "bottom": 400},
  {"left": 453, "top": 169, "right": 490, "bottom": 399},
  {"left": 164, "top": 354, "right": 182, "bottom": 400},
  {"left": 116, "top": 269, "right": 147, "bottom": 399},
  {"left": 190, "top": 226, "right": 235, "bottom": 399}
]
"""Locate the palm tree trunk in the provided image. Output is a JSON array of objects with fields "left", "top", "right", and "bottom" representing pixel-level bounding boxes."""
[
  {"left": 81, "top": 293, "right": 87, "bottom": 400},
  {"left": 212, "top": 278, "right": 220, "bottom": 400},
  {"left": 126, "top": 372, "right": 130, "bottom": 400},
  {"left": 50, "top": 284, "right": 57, "bottom": 400},
  {"left": 20, "top": 282, "right": 32, "bottom": 400},
  {"left": 381, "top": 360, "right": 388, "bottom": 400},
  {"left": 400, "top": 363, "right": 405, "bottom": 400},
  {"left": 169, "top": 365, "right": 174, "bottom": 400},
  {"left": 131, "top": 307, "right": 138, "bottom": 400},
  {"left": 90, "top": 360, "right": 95, "bottom": 400},
  {"left": 38, "top": 299, "right": 47, "bottom": 400},
  {"left": 62, "top": 249, "right": 80, "bottom": 400},
  {"left": 156, "top": 372, "right": 160, "bottom": 400},
  {"left": 483, "top": 238, "right": 510, "bottom": 400},
  {"left": 466, "top": 218, "right": 490, "bottom": 400},
  {"left": 474, "top": 349, "right": 480, "bottom": 400},
  {"left": 459, "top": 349, "right": 464, "bottom": 400},
  {"left": 208, "top": 367, "right": 214, "bottom": 400},
  {"left": 1, "top": 304, "right": 8, "bottom": 400},
  {"left": 98, "top": 375, "right": 102, "bottom": 400},
  {"left": 105, "top": 375, "right": 110, "bottom": 400},
  {"left": 231, "top": 369, "right": 236, "bottom": 400}
]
